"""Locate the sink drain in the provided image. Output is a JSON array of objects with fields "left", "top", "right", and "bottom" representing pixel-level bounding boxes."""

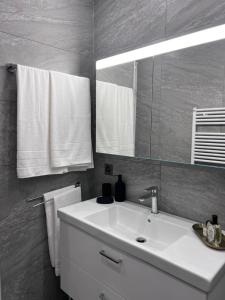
[{"left": 136, "top": 237, "right": 147, "bottom": 243}]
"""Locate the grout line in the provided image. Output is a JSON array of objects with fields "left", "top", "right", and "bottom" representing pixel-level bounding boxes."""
[
  {"left": 150, "top": 58, "right": 155, "bottom": 157},
  {"left": 165, "top": 0, "right": 168, "bottom": 37},
  {"left": 0, "top": 29, "right": 82, "bottom": 54}
]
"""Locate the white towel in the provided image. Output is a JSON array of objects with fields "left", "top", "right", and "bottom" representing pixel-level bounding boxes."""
[
  {"left": 53, "top": 187, "right": 81, "bottom": 276},
  {"left": 116, "top": 85, "right": 135, "bottom": 156},
  {"left": 17, "top": 65, "right": 67, "bottom": 178},
  {"left": 50, "top": 71, "right": 93, "bottom": 169},
  {"left": 17, "top": 65, "right": 93, "bottom": 178},
  {"left": 44, "top": 185, "right": 75, "bottom": 267},
  {"left": 96, "top": 81, "right": 135, "bottom": 157}
]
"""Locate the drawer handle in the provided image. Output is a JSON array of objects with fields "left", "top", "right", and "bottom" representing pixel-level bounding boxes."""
[
  {"left": 99, "top": 293, "right": 105, "bottom": 300},
  {"left": 99, "top": 250, "right": 122, "bottom": 264}
]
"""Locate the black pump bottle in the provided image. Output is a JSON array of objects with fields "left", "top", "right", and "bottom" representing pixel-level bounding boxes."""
[{"left": 115, "top": 175, "right": 126, "bottom": 202}]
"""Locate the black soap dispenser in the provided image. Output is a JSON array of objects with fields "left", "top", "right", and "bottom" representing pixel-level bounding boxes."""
[{"left": 115, "top": 175, "right": 126, "bottom": 202}]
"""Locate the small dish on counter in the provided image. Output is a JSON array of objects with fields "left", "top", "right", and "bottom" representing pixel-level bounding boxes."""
[{"left": 192, "top": 223, "right": 225, "bottom": 250}]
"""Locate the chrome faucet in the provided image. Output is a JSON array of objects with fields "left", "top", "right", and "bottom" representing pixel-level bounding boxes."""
[{"left": 138, "top": 186, "right": 159, "bottom": 214}]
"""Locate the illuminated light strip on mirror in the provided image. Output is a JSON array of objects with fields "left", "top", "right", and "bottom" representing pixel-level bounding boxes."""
[{"left": 96, "top": 24, "right": 225, "bottom": 70}]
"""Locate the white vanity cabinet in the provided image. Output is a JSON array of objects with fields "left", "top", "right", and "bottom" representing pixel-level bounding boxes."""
[
  {"left": 61, "top": 259, "right": 124, "bottom": 300},
  {"left": 60, "top": 221, "right": 210, "bottom": 300}
]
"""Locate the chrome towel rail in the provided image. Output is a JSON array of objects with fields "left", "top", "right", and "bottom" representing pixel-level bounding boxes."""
[
  {"left": 26, "top": 182, "right": 81, "bottom": 208},
  {"left": 6, "top": 63, "right": 17, "bottom": 73}
]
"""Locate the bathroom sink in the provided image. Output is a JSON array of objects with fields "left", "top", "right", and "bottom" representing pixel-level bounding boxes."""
[
  {"left": 85, "top": 204, "right": 188, "bottom": 251},
  {"left": 58, "top": 199, "right": 225, "bottom": 293}
]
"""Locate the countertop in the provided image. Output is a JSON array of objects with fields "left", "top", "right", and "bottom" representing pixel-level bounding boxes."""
[{"left": 58, "top": 199, "right": 225, "bottom": 293}]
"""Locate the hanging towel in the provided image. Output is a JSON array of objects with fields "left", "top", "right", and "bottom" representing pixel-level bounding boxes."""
[
  {"left": 116, "top": 85, "right": 135, "bottom": 156},
  {"left": 17, "top": 65, "right": 67, "bottom": 178},
  {"left": 50, "top": 71, "right": 93, "bottom": 169},
  {"left": 44, "top": 185, "right": 75, "bottom": 267},
  {"left": 96, "top": 81, "right": 135, "bottom": 157},
  {"left": 53, "top": 186, "right": 81, "bottom": 276}
]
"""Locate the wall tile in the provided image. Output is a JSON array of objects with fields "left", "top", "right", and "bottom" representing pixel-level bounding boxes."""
[
  {"left": 0, "top": 0, "right": 94, "bottom": 299},
  {"left": 0, "top": 67, "right": 17, "bottom": 101},
  {"left": 97, "top": 63, "right": 134, "bottom": 88},
  {"left": 0, "top": 100, "right": 16, "bottom": 166},
  {"left": 0, "top": 0, "right": 93, "bottom": 53},
  {"left": 166, "top": 0, "right": 225, "bottom": 38},
  {"left": 91, "top": 154, "right": 161, "bottom": 205},
  {"left": 0, "top": 0, "right": 92, "bottom": 21},
  {"left": 160, "top": 164, "right": 225, "bottom": 229},
  {"left": 94, "top": 0, "right": 166, "bottom": 59},
  {"left": 0, "top": 32, "right": 92, "bottom": 77},
  {"left": 135, "top": 58, "right": 153, "bottom": 157}
]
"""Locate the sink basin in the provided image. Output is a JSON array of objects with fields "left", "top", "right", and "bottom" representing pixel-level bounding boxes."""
[
  {"left": 86, "top": 204, "right": 188, "bottom": 251},
  {"left": 58, "top": 199, "right": 225, "bottom": 293}
]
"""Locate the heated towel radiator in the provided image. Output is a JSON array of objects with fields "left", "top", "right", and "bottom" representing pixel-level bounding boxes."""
[{"left": 191, "top": 107, "right": 225, "bottom": 165}]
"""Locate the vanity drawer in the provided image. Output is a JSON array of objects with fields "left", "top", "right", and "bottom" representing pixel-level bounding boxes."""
[
  {"left": 60, "top": 222, "right": 206, "bottom": 300},
  {"left": 61, "top": 258, "right": 125, "bottom": 300}
]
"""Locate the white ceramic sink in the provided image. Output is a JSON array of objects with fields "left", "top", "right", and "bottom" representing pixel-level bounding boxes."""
[
  {"left": 58, "top": 199, "right": 225, "bottom": 292},
  {"left": 86, "top": 205, "right": 188, "bottom": 251}
]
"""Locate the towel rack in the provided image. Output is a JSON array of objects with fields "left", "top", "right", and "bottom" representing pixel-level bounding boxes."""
[
  {"left": 26, "top": 182, "right": 81, "bottom": 208},
  {"left": 191, "top": 107, "right": 225, "bottom": 165},
  {"left": 6, "top": 63, "right": 17, "bottom": 73}
]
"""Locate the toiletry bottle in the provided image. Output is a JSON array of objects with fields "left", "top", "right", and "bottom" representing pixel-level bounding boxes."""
[
  {"left": 115, "top": 175, "right": 126, "bottom": 202},
  {"left": 202, "top": 223, "right": 207, "bottom": 238},
  {"left": 212, "top": 215, "right": 222, "bottom": 247},
  {"left": 207, "top": 219, "right": 215, "bottom": 243},
  {"left": 212, "top": 214, "right": 218, "bottom": 226},
  {"left": 207, "top": 215, "right": 218, "bottom": 244},
  {"left": 215, "top": 224, "right": 222, "bottom": 247}
]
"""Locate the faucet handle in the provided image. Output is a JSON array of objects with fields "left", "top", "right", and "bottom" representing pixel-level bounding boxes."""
[
  {"left": 139, "top": 198, "right": 145, "bottom": 203},
  {"left": 144, "top": 186, "right": 159, "bottom": 195}
]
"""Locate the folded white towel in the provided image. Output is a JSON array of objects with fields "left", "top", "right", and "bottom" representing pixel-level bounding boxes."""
[
  {"left": 17, "top": 65, "right": 67, "bottom": 178},
  {"left": 53, "top": 187, "right": 81, "bottom": 276},
  {"left": 44, "top": 185, "right": 75, "bottom": 267},
  {"left": 50, "top": 71, "right": 93, "bottom": 169}
]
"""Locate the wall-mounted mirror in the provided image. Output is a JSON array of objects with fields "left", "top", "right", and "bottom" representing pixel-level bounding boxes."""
[{"left": 96, "top": 27, "right": 225, "bottom": 168}]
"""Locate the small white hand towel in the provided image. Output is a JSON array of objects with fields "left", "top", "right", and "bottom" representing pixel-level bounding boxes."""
[
  {"left": 53, "top": 187, "right": 81, "bottom": 276},
  {"left": 44, "top": 185, "right": 75, "bottom": 267},
  {"left": 50, "top": 71, "right": 93, "bottom": 169},
  {"left": 17, "top": 65, "right": 68, "bottom": 178}
]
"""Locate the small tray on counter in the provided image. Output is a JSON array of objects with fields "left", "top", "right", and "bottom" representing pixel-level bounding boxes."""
[{"left": 192, "top": 223, "right": 225, "bottom": 250}]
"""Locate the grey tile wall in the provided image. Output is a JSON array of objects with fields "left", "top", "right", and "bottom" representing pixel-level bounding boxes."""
[
  {"left": 93, "top": 0, "right": 225, "bottom": 230},
  {"left": 90, "top": 154, "right": 161, "bottom": 204},
  {"left": 135, "top": 58, "right": 153, "bottom": 158},
  {"left": 2, "top": 0, "right": 225, "bottom": 298},
  {"left": 97, "top": 63, "right": 134, "bottom": 88},
  {"left": 94, "top": 0, "right": 167, "bottom": 59},
  {"left": 0, "top": 1, "right": 94, "bottom": 299},
  {"left": 160, "top": 163, "right": 225, "bottom": 229},
  {"left": 166, "top": 0, "right": 225, "bottom": 38}
]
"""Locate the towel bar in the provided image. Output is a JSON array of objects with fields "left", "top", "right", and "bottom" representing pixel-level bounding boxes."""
[
  {"left": 6, "top": 63, "right": 17, "bottom": 73},
  {"left": 26, "top": 182, "right": 81, "bottom": 208}
]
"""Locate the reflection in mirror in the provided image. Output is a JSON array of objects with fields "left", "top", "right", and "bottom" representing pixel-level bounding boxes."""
[
  {"left": 96, "top": 62, "right": 136, "bottom": 157},
  {"left": 96, "top": 60, "right": 154, "bottom": 158},
  {"left": 151, "top": 39, "right": 225, "bottom": 166},
  {"left": 96, "top": 39, "right": 225, "bottom": 168}
]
